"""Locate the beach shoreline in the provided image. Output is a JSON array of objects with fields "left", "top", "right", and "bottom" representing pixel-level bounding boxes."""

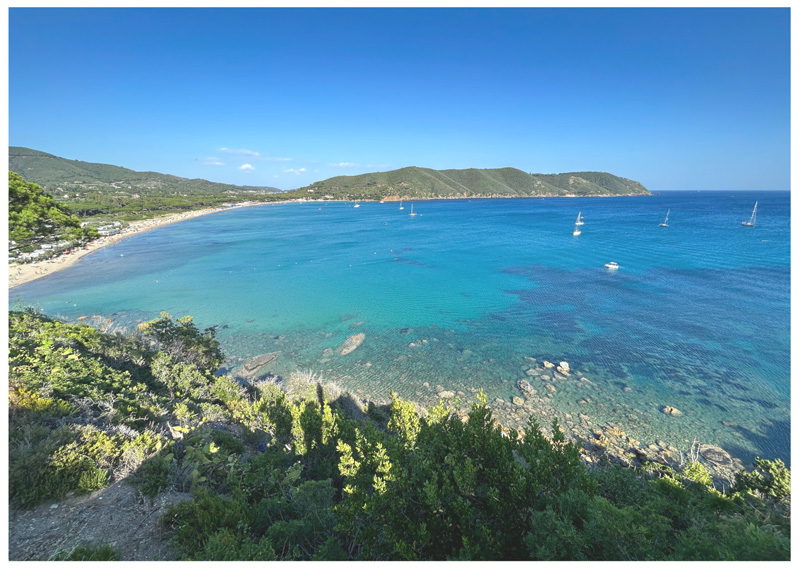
[{"left": 7, "top": 201, "right": 272, "bottom": 289}]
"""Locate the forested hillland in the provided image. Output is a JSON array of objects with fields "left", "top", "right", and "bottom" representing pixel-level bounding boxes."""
[
  {"left": 284, "top": 166, "right": 650, "bottom": 201},
  {"left": 9, "top": 147, "right": 281, "bottom": 221}
]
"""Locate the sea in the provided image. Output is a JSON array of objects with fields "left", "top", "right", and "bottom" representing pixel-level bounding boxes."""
[{"left": 10, "top": 191, "right": 790, "bottom": 466}]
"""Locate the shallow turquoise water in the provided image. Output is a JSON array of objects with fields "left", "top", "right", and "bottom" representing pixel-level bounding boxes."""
[{"left": 11, "top": 192, "right": 790, "bottom": 465}]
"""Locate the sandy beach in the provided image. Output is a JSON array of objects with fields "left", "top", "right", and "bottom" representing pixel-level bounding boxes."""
[{"left": 7, "top": 202, "right": 270, "bottom": 289}]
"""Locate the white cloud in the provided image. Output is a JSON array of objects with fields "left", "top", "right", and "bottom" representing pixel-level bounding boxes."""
[
  {"left": 219, "top": 147, "right": 291, "bottom": 162},
  {"left": 329, "top": 162, "right": 359, "bottom": 167},
  {"left": 283, "top": 168, "right": 306, "bottom": 174},
  {"left": 239, "top": 163, "right": 255, "bottom": 171},
  {"left": 220, "top": 147, "right": 260, "bottom": 157},
  {"left": 202, "top": 157, "right": 225, "bottom": 166},
  {"left": 260, "top": 156, "right": 292, "bottom": 162}
]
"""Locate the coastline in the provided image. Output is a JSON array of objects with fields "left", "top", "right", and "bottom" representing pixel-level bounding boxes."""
[{"left": 7, "top": 201, "right": 271, "bottom": 289}]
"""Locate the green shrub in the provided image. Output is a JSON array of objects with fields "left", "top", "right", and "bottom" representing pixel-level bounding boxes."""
[
  {"left": 51, "top": 543, "right": 122, "bottom": 561},
  {"left": 734, "top": 458, "right": 791, "bottom": 502}
]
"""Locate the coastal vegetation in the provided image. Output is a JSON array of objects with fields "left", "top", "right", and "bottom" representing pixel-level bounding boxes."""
[
  {"left": 8, "top": 171, "right": 98, "bottom": 259},
  {"left": 9, "top": 147, "right": 282, "bottom": 223},
  {"left": 8, "top": 309, "right": 790, "bottom": 561}
]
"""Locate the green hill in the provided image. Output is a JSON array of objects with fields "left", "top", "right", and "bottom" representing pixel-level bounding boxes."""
[
  {"left": 9, "top": 147, "right": 282, "bottom": 221},
  {"left": 9, "top": 147, "right": 281, "bottom": 195},
  {"left": 284, "top": 166, "right": 650, "bottom": 201}
]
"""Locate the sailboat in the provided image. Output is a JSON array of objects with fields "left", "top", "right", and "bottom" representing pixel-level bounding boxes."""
[
  {"left": 741, "top": 201, "right": 757, "bottom": 227},
  {"left": 572, "top": 212, "right": 581, "bottom": 236},
  {"left": 399, "top": 200, "right": 404, "bottom": 210},
  {"left": 659, "top": 209, "right": 670, "bottom": 227},
  {"left": 353, "top": 201, "right": 360, "bottom": 208},
  {"left": 408, "top": 203, "right": 417, "bottom": 217}
]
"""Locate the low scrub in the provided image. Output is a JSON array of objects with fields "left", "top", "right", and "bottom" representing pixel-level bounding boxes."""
[{"left": 8, "top": 309, "right": 791, "bottom": 560}]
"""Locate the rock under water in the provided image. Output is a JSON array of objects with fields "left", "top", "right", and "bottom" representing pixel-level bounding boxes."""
[{"left": 339, "top": 333, "right": 366, "bottom": 356}]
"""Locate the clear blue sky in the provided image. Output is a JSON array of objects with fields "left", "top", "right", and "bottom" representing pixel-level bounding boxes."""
[{"left": 8, "top": 7, "right": 790, "bottom": 191}]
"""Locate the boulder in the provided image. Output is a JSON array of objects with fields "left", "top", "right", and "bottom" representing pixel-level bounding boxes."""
[
  {"left": 512, "top": 396, "right": 525, "bottom": 406},
  {"left": 438, "top": 390, "right": 456, "bottom": 399},
  {"left": 662, "top": 405, "right": 682, "bottom": 416},
  {"left": 542, "top": 360, "right": 555, "bottom": 369},
  {"left": 699, "top": 444, "right": 733, "bottom": 465},
  {"left": 239, "top": 352, "right": 279, "bottom": 377},
  {"left": 559, "top": 361, "right": 570, "bottom": 371},
  {"left": 517, "top": 379, "right": 535, "bottom": 395},
  {"left": 338, "top": 333, "right": 365, "bottom": 356}
]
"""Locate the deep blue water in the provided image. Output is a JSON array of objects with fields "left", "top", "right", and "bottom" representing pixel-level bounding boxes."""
[{"left": 11, "top": 191, "right": 790, "bottom": 465}]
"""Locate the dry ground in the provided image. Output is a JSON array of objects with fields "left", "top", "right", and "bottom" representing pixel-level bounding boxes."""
[{"left": 8, "top": 481, "right": 192, "bottom": 561}]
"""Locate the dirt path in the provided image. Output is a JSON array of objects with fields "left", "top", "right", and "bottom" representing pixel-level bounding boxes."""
[{"left": 8, "top": 481, "right": 192, "bottom": 561}]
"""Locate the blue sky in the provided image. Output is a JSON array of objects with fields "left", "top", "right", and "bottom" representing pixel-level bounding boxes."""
[{"left": 8, "top": 7, "right": 790, "bottom": 191}]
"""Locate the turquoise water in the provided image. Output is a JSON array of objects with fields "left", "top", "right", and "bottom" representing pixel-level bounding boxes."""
[{"left": 11, "top": 192, "right": 790, "bottom": 465}]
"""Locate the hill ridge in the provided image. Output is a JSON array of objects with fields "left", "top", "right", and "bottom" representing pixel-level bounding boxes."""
[{"left": 287, "top": 166, "right": 649, "bottom": 200}]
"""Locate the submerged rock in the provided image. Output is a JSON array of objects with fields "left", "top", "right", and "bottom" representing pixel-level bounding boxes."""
[
  {"left": 542, "top": 361, "right": 555, "bottom": 369},
  {"left": 662, "top": 405, "right": 682, "bottom": 416},
  {"left": 438, "top": 390, "right": 456, "bottom": 399},
  {"left": 238, "top": 353, "right": 279, "bottom": 378},
  {"left": 339, "top": 333, "right": 366, "bottom": 356},
  {"left": 512, "top": 396, "right": 525, "bottom": 406},
  {"left": 517, "top": 379, "right": 535, "bottom": 398}
]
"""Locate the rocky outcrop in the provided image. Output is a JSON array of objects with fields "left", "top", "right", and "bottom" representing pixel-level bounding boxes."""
[
  {"left": 699, "top": 444, "right": 733, "bottom": 466},
  {"left": 339, "top": 333, "right": 365, "bottom": 356}
]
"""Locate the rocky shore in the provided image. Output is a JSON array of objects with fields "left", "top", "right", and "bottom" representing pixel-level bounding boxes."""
[{"left": 229, "top": 345, "right": 746, "bottom": 487}]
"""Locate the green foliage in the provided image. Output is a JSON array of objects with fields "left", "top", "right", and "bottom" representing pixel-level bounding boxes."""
[
  {"left": 51, "top": 543, "right": 122, "bottom": 561},
  {"left": 9, "top": 423, "right": 165, "bottom": 507},
  {"left": 6, "top": 310, "right": 791, "bottom": 560},
  {"left": 139, "top": 312, "right": 224, "bottom": 371},
  {"left": 734, "top": 457, "right": 791, "bottom": 502},
  {"left": 8, "top": 171, "right": 95, "bottom": 255},
  {"left": 683, "top": 461, "right": 714, "bottom": 487}
]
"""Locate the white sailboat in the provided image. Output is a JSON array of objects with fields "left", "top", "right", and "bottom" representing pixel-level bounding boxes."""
[
  {"left": 353, "top": 201, "right": 360, "bottom": 208},
  {"left": 572, "top": 212, "right": 582, "bottom": 236},
  {"left": 741, "top": 201, "right": 757, "bottom": 227},
  {"left": 399, "top": 200, "right": 404, "bottom": 210},
  {"left": 408, "top": 203, "right": 417, "bottom": 217},
  {"left": 659, "top": 209, "right": 670, "bottom": 227}
]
